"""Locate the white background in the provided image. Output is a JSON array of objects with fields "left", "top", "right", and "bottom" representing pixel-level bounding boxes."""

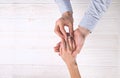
[{"left": 0, "top": 0, "right": 120, "bottom": 78}]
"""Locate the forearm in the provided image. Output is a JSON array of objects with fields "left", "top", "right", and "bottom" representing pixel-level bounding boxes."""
[
  {"left": 55, "top": 0, "right": 73, "bottom": 14},
  {"left": 67, "top": 62, "right": 81, "bottom": 78},
  {"left": 79, "top": 0, "right": 112, "bottom": 32}
]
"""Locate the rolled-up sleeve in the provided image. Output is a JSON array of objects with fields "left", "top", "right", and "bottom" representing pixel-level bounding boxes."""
[
  {"left": 55, "top": 0, "right": 73, "bottom": 14},
  {"left": 79, "top": 0, "right": 112, "bottom": 32}
]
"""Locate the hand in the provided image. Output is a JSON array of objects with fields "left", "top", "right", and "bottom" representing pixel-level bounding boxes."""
[
  {"left": 72, "top": 26, "right": 90, "bottom": 56},
  {"left": 54, "top": 11, "right": 73, "bottom": 39},
  {"left": 59, "top": 39, "right": 76, "bottom": 66},
  {"left": 59, "top": 39, "right": 81, "bottom": 78},
  {"left": 54, "top": 33, "right": 75, "bottom": 53},
  {"left": 54, "top": 26, "right": 90, "bottom": 56}
]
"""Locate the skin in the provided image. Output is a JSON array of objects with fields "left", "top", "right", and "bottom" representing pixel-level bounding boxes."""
[
  {"left": 54, "top": 11, "right": 73, "bottom": 39},
  {"left": 59, "top": 39, "right": 81, "bottom": 78},
  {"left": 54, "top": 11, "right": 90, "bottom": 56},
  {"left": 54, "top": 11, "right": 90, "bottom": 78},
  {"left": 54, "top": 27, "right": 89, "bottom": 78},
  {"left": 54, "top": 26, "right": 89, "bottom": 56}
]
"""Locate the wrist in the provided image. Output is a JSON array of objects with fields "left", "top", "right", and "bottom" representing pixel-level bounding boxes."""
[
  {"left": 67, "top": 61, "right": 77, "bottom": 68},
  {"left": 62, "top": 11, "right": 73, "bottom": 18},
  {"left": 78, "top": 26, "right": 90, "bottom": 37}
]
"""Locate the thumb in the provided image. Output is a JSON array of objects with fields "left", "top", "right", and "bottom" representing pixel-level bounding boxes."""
[{"left": 72, "top": 47, "right": 81, "bottom": 57}]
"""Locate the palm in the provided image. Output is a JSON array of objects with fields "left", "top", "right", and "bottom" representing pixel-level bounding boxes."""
[{"left": 72, "top": 28, "right": 85, "bottom": 56}]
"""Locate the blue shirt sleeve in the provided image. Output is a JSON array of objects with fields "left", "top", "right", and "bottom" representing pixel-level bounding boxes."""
[
  {"left": 55, "top": 0, "right": 112, "bottom": 32},
  {"left": 55, "top": 0, "right": 73, "bottom": 14},
  {"left": 79, "top": 0, "right": 112, "bottom": 32}
]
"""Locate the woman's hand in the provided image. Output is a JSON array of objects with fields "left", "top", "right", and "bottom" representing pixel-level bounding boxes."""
[
  {"left": 59, "top": 39, "right": 76, "bottom": 66},
  {"left": 55, "top": 39, "right": 81, "bottom": 78}
]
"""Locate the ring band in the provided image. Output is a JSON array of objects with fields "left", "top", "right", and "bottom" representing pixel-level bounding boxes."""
[{"left": 67, "top": 36, "right": 72, "bottom": 39}]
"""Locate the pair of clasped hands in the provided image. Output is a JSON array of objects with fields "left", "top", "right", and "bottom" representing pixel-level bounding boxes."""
[{"left": 54, "top": 12, "right": 90, "bottom": 66}]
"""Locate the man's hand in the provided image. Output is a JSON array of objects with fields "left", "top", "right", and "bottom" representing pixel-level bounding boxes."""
[
  {"left": 72, "top": 26, "right": 90, "bottom": 56},
  {"left": 54, "top": 11, "right": 73, "bottom": 39}
]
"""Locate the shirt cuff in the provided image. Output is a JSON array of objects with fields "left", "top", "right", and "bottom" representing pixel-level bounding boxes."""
[
  {"left": 55, "top": 0, "right": 73, "bottom": 14},
  {"left": 79, "top": 14, "right": 99, "bottom": 32}
]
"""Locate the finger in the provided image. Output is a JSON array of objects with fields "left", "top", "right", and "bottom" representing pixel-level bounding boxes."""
[
  {"left": 59, "top": 43, "right": 63, "bottom": 56},
  {"left": 69, "top": 24, "right": 73, "bottom": 37},
  {"left": 54, "top": 25, "right": 64, "bottom": 38},
  {"left": 54, "top": 45, "right": 59, "bottom": 49},
  {"left": 54, "top": 49, "right": 59, "bottom": 52},
  {"left": 72, "top": 47, "right": 81, "bottom": 57},
  {"left": 72, "top": 39, "right": 76, "bottom": 51},
  {"left": 61, "top": 39, "right": 66, "bottom": 51},
  {"left": 54, "top": 42, "right": 61, "bottom": 52},
  {"left": 65, "top": 39, "right": 72, "bottom": 53},
  {"left": 72, "top": 51, "right": 78, "bottom": 57},
  {"left": 67, "top": 37, "right": 72, "bottom": 51},
  {"left": 67, "top": 33, "right": 74, "bottom": 52},
  {"left": 59, "top": 25, "right": 67, "bottom": 39},
  {"left": 54, "top": 47, "right": 60, "bottom": 52}
]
